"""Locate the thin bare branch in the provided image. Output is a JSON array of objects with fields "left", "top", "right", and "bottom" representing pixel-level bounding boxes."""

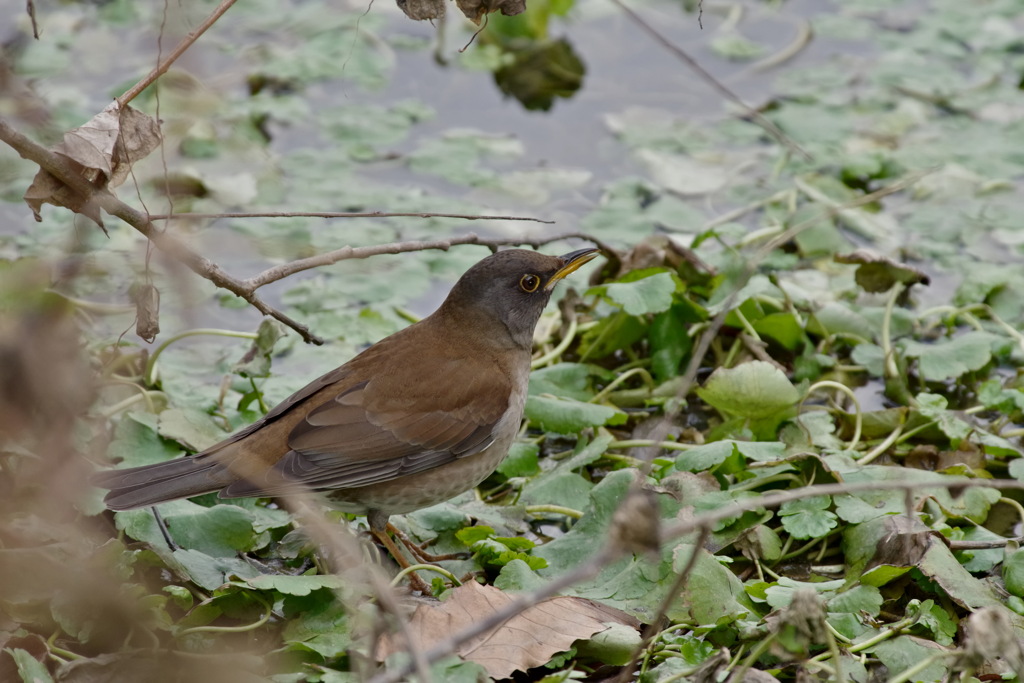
[
  {"left": 244, "top": 232, "right": 609, "bottom": 290},
  {"left": 117, "top": 0, "right": 238, "bottom": 107},
  {"left": 609, "top": 0, "right": 812, "bottom": 162},
  {"left": 147, "top": 210, "right": 554, "bottom": 223}
]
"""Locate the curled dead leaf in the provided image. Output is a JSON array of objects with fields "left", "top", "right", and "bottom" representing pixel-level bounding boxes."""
[
  {"left": 834, "top": 249, "right": 929, "bottom": 293},
  {"left": 23, "top": 102, "right": 161, "bottom": 228},
  {"left": 131, "top": 283, "right": 161, "bottom": 343},
  {"left": 395, "top": 0, "right": 447, "bottom": 21},
  {"left": 377, "top": 581, "right": 638, "bottom": 679},
  {"left": 455, "top": 0, "right": 526, "bottom": 24},
  {"left": 961, "top": 606, "right": 1024, "bottom": 670}
]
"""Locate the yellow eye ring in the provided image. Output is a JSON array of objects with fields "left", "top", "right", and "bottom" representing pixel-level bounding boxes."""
[{"left": 519, "top": 274, "right": 540, "bottom": 293}]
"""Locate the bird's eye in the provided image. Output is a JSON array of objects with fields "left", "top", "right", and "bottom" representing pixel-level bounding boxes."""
[{"left": 519, "top": 274, "right": 541, "bottom": 293}]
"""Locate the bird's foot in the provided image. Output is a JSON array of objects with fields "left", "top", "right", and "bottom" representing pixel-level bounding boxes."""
[
  {"left": 386, "top": 523, "right": 468, "bottom": 563},
  {"left": 371, "top": 526, "right": 435, "bottom": 595}
]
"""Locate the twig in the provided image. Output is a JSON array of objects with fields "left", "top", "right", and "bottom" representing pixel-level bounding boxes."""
[
  {"left": 26, "top": 0, "right": 40, "bottom": 39},
  {"left": 609, "top": 0, "right": 812, "bottom": 161},
  {"left": 243, "top": 233, "right": 598, "bottom": 290},
  {"left": 734, "top": 17, "right": 813, "bottom": 76},
  {"left": 949, "top": 538, "right": 1024, "bottom": 551},
  {"left": 117, "top": 0, "right": 239, "bottom": 107},
  {"left": 147, "top": 210, "right": 554, "bottom": 223}
]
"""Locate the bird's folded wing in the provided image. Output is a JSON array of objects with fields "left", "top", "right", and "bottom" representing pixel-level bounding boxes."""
[{"left": 222, "top": 370, "right": 510, "bottom": 496}]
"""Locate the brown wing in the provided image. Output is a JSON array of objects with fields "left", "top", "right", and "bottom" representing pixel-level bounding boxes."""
[{"left": 221, "top": 335, "right": 514, "bottom": 497}]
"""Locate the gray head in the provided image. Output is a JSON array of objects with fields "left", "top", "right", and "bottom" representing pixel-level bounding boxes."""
[{"left": 439, "top": 248, "right": 599, "bottom": 349}]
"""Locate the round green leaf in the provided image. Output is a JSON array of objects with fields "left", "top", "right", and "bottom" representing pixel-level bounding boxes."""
[
  {"left": 1003, "top": 548, "right": 1024, "bottom": 598},
  {"left": 697, "top": 361, "right": 802, "bottom": 419}
]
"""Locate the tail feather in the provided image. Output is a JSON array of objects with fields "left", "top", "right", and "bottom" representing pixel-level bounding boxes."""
[{"left": 92, "top": 457, "right": 231, "bottom": 510}]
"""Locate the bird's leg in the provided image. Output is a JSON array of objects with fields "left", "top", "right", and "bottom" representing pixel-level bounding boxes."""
[
  {"left": 367, "top": 510, "right": 432, "bottom": 594},
  {"left": 385, "top": 523, "right": 467, "bottom": 563}
]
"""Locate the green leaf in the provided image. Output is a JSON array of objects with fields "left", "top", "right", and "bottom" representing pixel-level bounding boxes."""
[
  {"left": 282, "top": 593, "right": 351, "bottom": 659},
  {"left": 675, "top": 441, "right": 736, "bottom": 472},
  {"left": 495, "top": 559, "right": 546, "bottom": 592},
  {"left": 672, "top": 545, "right": 751, "bottom": 625},
  {"left": 861, "top": 564, "right": 912, "bottom": 587},
  {"left": 497, "top": 442, "right": 540, "bottom": 477},
  {"left": 158, "top": 407, "right": 228, "bottom": 452},
  {"left": 809, "top": 303, "right": 875, "bottom": 339},
  {"left": 752, "top": 312, "right": 803, "bottom": 350},
  {"left": 578, "top": 311, "right": 647, "bottom": 359},
  {"left": 735, "top": 441, "right": 788, "bottom": 462},
  {"left": 5, "top": 648, "right": 53, "bottom": 683},
  {"left": 779, "top": 496, "right": 838, "bottom": 539},
  {"left": 909, "top": 600, "right": 958, "bottom": 646},
  {"left": 851, "top": 343, "right": 885, "bottom": 376},
  {"left": 107, "top": 412, "right": 183, "bottom": 469},
  {"left": 164, "top": 585, "right": 194, "bottom": 611},
  {"left": 589, "top": 271, "right": 677, "bottom": 316},
  {"left": 1003, "top": 548, "right": 1024, "bottom": 598},
  {"left": 519, "top": 471, "right": 594, "bottom": 512},
  {"left": 525, "top": 394, "right": 626, "bottom": 433},
  {"left": 697, "top": 361, "right": 802, "bottom": 419},
  {"left": 901, "top": 332, "right": 999, "bottom": 382},
  {"left": 978, "top": 379, "right": 1024, "bottom": 414},
  {"left": 575, "top": 623, "right": 643, "bottom": 666},
  {"left": 955, "top": 526, "right": 1005, "bottom": 573},
  {"left": 164, "top": 503, "right": 259, "bottom": 556},
  {"left": 455, "top": 526, "right": 495, "bottom": 546},
  {"left": 738, "top": 525, "right": 783, "bottom": 561},
  {"left": 528, "top": 363, "right": 597, "bottom": 401},
  {"left": 827, "top": 584, "right": 883, "bottom": 615},
  {"left": 834, "top": 491, "right": 904, "bottom": 523},
  {"left": 242, "top": 574, "right": 344, "bottom": 596},
  {"left": 765, "top": 577, "right": 845, "bottom": 609},
  {"left": 868, "top": 637, "right": 949, "bottom": 683},
  {"left": 172, "top": 548, "right": 261, "bottom": 591},
  {"left": 232, "top": 319, "right": 285, "bottom": 378},
  {"left": 650, "top": 305, "right": 693, "bottom": 381},
  {"left": 1010, "top": 458, "right": 1024, "bottom": 482}
]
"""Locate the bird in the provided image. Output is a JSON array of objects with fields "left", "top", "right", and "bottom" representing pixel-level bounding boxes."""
[{"left": 93, "top": 247, "right": 599, "bottom": 576}]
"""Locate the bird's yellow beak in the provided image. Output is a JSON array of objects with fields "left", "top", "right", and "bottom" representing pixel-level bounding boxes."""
[{"left": 545, "top": 247, "right": 601, "bottom": 291}]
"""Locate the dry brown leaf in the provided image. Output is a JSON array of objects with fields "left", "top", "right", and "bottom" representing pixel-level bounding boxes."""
[
  {"left": 833, "top": 249, "right": 930, "bottom": 293},
  {"left": 868, "top": 515, "right": 936, "bottom": 568},
  {"left": 378, "top": 581, "right": 638, "bottom": 679},
  {"left": 132, "top": 283, "right": 161, "bottom": 343},
  {"left": 395, "top": 0, "right": 447, "bottom": 20},
  {"left": 455, "top": 0, "right": 526, "bottom": 24},
  {"left": 23, "top": 101, "right": 161, "bottom": 228}
]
